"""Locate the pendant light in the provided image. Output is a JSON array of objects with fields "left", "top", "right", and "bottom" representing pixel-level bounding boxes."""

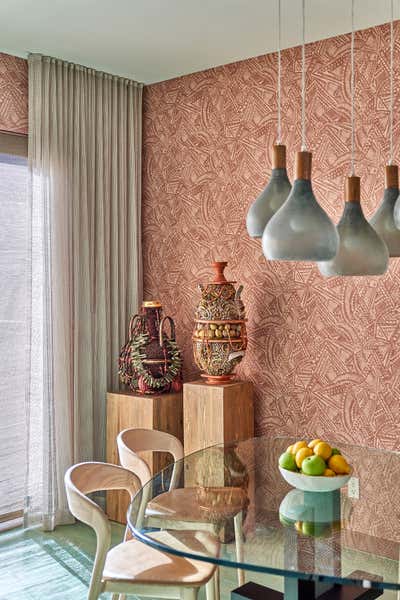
[
  {"left": 246, "top": 0, "right": 291, "bottom": 238},
  {"left": 370, "top": 0, "right": 400, "bottom": 255},
  {"left": 319, "top": 0, "right": 389, "bottom": 277},
  {"left": 262, "top": 0, "right": 338, "bottom": 261}
]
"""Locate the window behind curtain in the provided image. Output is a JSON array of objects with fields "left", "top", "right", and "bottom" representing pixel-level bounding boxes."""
[{"left": 0, "top": 132, "right": 28, "bottom": 523}]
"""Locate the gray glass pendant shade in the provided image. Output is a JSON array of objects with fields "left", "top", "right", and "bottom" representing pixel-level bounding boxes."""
[
  {"left": 393, "top": 192, "right": 400, "bottom": 230},
  {"left": 262, "top": 151, "right": 339, "bottom": 261},
  {"left": 319, "top": 176, "right": 389, "bottom": 277},
  {"left": 369, "top": 166, "right": 400, "bottom": 256},
  {"left": 246, "top": 145, "right": 291, "bottom": 238}
]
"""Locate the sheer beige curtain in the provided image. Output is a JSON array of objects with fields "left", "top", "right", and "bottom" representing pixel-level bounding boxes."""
[{"left": 26, "top": 54, "right": 142, "bottom": 529}]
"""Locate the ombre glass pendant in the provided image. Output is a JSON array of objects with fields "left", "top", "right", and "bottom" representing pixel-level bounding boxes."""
[
  {"left": 262, "top": 151, "right": 339, "bottom": 260},
  {"left": 370, "top": 165, "right": 400, "bottom": 256},
  {"left": 246, "top": 144, "right": 291, "bottom": 238},
  {"left": 319, "top": 176, "right": 389, "bottom": 277},
  {"left": 393, "top": 190, "right": 400, "bottom": 230}
]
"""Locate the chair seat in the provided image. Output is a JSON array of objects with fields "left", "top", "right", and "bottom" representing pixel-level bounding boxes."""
[
  {"left": 103, "top": 530, "right": 219, "bottom": 586},
  {"left": 146, "top": 486, "right": 248, "bottom": 524}
]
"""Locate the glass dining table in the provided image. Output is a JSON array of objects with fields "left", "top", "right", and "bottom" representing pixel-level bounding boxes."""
[{"left": 127, "top": 436, "right": 400, "bottom": 600}]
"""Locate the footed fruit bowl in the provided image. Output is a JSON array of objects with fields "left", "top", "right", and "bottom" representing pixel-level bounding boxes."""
[
  {"left": 278, "top": 438, "right": 352, "bottom": 493},
  {"left": 279, "top": 466, "right": 352, "bottom": 492}
]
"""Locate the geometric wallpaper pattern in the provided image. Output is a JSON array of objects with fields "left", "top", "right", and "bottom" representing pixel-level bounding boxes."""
[
  {"left": 0, "top": 52, "right": 28, "bottom": 134},
  {"left": 143, "top": 23, "right": 400, "bottom": 450},
  {"left": 0, "top": 29, "right": 398, "bottom": 451}
]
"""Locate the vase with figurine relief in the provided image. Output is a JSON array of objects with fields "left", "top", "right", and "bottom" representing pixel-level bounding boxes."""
[{"left": 192, "top": 262, "right": 247, "bottom": 384}]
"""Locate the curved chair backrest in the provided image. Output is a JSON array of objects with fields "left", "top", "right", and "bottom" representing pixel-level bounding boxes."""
[
  {"left": 117, "top": 428, "right": 184, "bottom": 491},
  {"left": 65, "top": 462, "right": 140, "bottom": 600}
]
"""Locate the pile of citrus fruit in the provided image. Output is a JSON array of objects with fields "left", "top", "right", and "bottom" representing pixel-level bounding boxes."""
[{"left": 279, "top": 439, "right": 351, "bottom": 476}]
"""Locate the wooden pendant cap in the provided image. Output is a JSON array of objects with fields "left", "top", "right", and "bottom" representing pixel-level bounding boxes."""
[
  {"left": 345, "top": 176, "right": 360, "bottom": 203},
  {"left": 385, "top": 164, "right": 399, "bottom": 189},
  {"left": 295, "top": 151, "right": 312, "bottom": 180},
  {"left": 272, "top": 144, "right": 287, "bottom": 169}
]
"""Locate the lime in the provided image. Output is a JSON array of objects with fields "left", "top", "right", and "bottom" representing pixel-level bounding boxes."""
[
  {"left": 301, "top": 455, "right": 326, "bottom": 476},
  {"left": 302, "top": 522, "right": 328, "bottom": 537},
  {"left": 279, "top": 451, "right": 297, "bottom": 472},
  {"left": 331, "top": 448, "right": 341, "bottom": 456}
]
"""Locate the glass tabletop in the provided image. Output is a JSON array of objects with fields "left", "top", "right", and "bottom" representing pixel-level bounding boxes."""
[{"left": 127, "top": 436, "right": 400, "bottom": 592}]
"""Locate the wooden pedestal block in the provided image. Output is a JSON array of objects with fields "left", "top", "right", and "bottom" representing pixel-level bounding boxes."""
[
  {"left": 106, "top": 390, "right": 183, "bottom": 523},
  {"left": 184, "top": 380, "right": 254, "bottom": 453},
  {"left": 183, "top": 380, "right": 254, "bottom": 487}
]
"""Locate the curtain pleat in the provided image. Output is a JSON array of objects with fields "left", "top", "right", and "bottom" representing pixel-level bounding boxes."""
[{"left": 26, "top": 54, "right": 142, "bottom": 529}]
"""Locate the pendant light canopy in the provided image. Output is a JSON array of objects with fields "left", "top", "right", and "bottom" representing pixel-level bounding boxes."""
[
  {"left": 319, "top": 0, "right": 389, "bottom": 277},
  {"left": 246, "top": 0, "right": 291, "bottom": 238},
  {"left": 319, "top": 177, "right": 389, "bottom": 276},
  {"left": 262, "top": 0, "right": 339, "bottom": 261},
  {"left": 370, "top": 0, "right": 400, "bottom": 255}
]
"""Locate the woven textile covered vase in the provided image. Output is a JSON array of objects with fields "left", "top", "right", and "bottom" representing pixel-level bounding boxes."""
[
  {"left": 193, "top": 262, "right": 247, "bottom": 384},
  {"left": 119, "top": 301, "right": 183, "bottom": 394}
]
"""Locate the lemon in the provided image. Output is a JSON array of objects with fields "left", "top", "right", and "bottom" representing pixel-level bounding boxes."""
[
  {"left": 314, "top": 442, "right": 332, "bottom": 461},
  {"left": 308, "top": 439, "right": 322, "bottom": 449},
  {"left": 287, "top": 444, "right": 294, "bottom": 454},
  {"left": 292, "top": 441, "right": 308, "bottom": 455},
  {"left": 295, "top": 447, "right": 313, "bottom": 468},
  {"left": 328, "top": 455, "right": 351, "bottom": 474},
  {"left": 323, "top": 468, "right": 336, "bottom": 477}
]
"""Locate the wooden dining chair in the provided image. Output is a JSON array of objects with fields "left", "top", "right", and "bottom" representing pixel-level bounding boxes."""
[
  {"left": 117, "top": 428, "right": 246, "bottom": 588},
  {"left": 65, "top": 461, "right": 219, "bottom": 600}
]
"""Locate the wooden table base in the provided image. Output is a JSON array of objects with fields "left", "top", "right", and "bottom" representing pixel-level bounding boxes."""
[{"left": 231, "top": 579, "right": 383, "bottom": 600}]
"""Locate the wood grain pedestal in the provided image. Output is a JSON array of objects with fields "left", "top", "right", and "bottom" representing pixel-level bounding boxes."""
[
  {"left": 183, "top": 379, "right": 254, "bottom": 457},
  {"left": 183, "top": 379, "right": 253, "bottom": 487},
  {"left": 183, "top": 379, "right": 254, "bottom": 544},
  {"left": 106, "top": 390, "right": 183, "bottom": 523}
]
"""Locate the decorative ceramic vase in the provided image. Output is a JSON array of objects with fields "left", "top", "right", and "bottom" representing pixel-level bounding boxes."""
[
  {"left": 193, "top": 262, "right": 247, "bottom": 384},
  {"left": 119, "top": 301, "right": 183, "bottom": 395}
]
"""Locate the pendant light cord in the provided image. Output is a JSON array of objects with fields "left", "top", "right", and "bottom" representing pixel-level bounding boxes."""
[
  {"left": 277, "top": 0, "right": 282, "bottom": 144},
  {"left": 301, "top": 0, "right": 306, "bottom": 151},
  {"left": 389, "top": 0, "right": 394, "bottom": 165},
  {"left": 350, "top": 0, "right": 355, "bottom": 175}
]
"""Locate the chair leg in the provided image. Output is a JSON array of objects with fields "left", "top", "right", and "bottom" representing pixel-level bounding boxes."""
[
  {"left": 206, "top": 575, "right": 216, "bottom": 600},
  {"left": 234, "top": 511, "right": 245, "bottom": 586},
  {"left": 88, "top": 581, "right": 102, "bottom": 600},
  {"left": 213, "top": 568, "right": 220, "bottom": 600},
  {"left": 182, "top": 587, "right": 198, "bottom": 600}
]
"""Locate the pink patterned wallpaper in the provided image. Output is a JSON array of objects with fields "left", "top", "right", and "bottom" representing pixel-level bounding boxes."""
[
  {"left": 0, "top": 52, "right": 28, "bottom": 134},
  {"left": 142, "top": 22, "right": 400, "bottom": 451}
]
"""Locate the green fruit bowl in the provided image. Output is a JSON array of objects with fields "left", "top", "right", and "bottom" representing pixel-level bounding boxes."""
[{"left": 279, "top": 466, "right": 352, "bottom": 492}]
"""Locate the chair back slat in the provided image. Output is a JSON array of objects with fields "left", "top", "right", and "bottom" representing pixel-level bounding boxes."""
[{"left": 117, "top": 428, "right": 184, "bottom": 491}]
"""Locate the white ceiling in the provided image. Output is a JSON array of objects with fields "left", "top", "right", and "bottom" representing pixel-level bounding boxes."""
[{"left": 0, "top": 0, "right": 397, "bottom": 84}]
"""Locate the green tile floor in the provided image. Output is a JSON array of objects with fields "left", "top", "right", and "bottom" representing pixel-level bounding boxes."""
[{"left": 0, "top": 523, "right": 396, "bottom": 599}]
